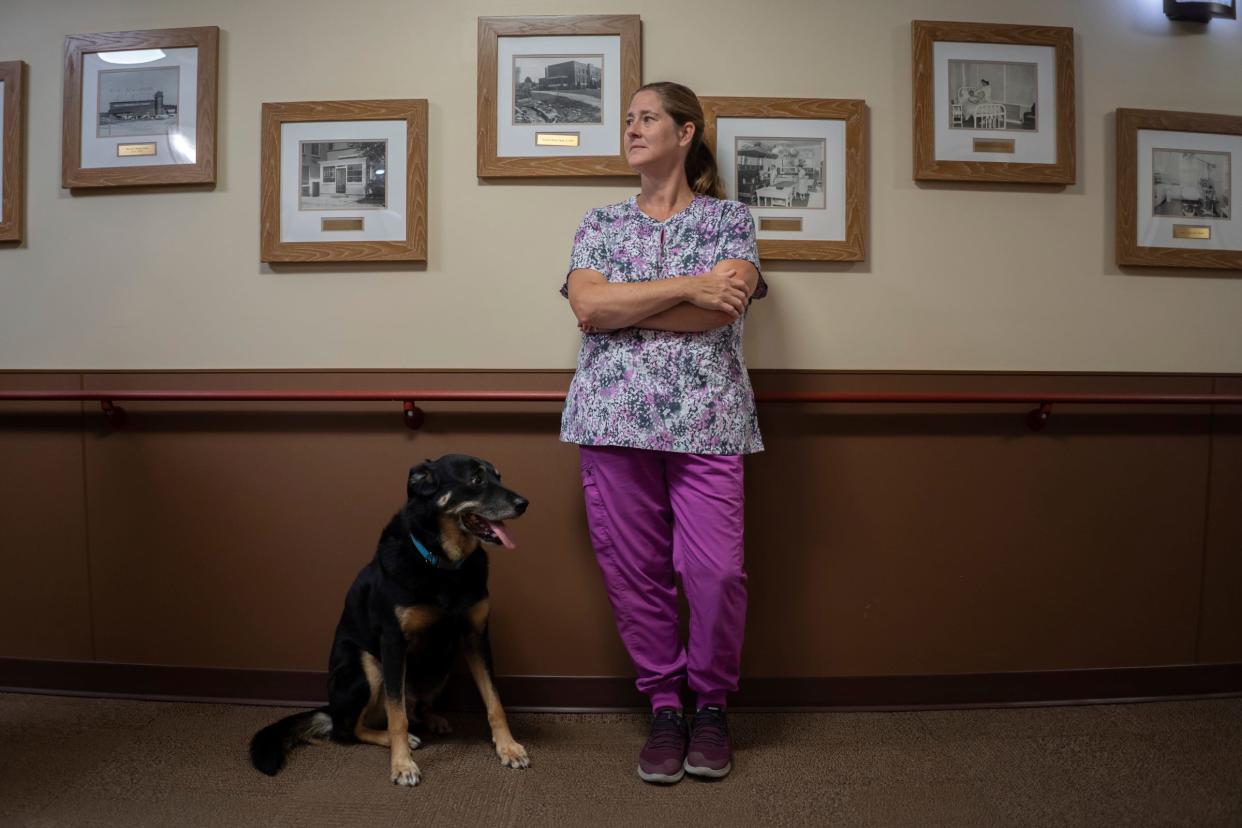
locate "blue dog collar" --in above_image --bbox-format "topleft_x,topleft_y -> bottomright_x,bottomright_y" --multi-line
409,531 -> 460,569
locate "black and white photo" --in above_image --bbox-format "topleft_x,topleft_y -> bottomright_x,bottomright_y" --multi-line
298,141 -> 388,211
1152,149 -> 1231,219
512,55 -> 603,125
947,60 -> 1038,132
97,66 -> 180,138
734,138 -> 826,209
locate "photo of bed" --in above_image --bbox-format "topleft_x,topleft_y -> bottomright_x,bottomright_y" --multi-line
948,59 -> 1038,132
1152,148 -> 1231,219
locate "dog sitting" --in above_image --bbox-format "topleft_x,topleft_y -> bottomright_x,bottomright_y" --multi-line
249,454 -> 530,786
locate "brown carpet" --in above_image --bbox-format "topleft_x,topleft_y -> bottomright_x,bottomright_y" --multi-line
1,692 -> 1240,827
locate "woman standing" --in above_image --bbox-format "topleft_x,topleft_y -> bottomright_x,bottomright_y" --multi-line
561,82 -> 766,783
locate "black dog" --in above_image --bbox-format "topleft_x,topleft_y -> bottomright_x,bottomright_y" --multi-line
249,454 -> 530,786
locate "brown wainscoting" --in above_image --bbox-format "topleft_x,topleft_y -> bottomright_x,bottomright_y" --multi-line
3,658 -> 1240,712
3,369 -> 1242,703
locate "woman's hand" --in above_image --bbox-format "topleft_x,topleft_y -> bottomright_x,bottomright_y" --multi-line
683,262 -> 750,319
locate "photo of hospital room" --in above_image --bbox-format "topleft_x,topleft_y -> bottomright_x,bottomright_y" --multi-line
1152,149 -> 1232,219
734,138 -> 826,209
948,59 -> 1038,131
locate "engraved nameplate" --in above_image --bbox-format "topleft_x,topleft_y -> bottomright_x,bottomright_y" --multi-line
536,132 -> 581,147
973,138 -> 1016,154
1172,225 -> 1211,240
760,217 -> 803,232
321,218 -> 365,232
117,143 -> 157,157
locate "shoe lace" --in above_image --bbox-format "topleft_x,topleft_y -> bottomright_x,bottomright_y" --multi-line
692,706 -> 729,747
645,709 -> 686,750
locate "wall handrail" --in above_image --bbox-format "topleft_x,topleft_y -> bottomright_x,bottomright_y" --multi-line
2,389 -> 1239,431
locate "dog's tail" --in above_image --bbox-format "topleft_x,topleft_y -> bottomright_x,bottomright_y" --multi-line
249,707 -> 333,776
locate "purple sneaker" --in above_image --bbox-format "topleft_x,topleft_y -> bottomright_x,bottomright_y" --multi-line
684,705 -> 732,778
637,707 -> 687,783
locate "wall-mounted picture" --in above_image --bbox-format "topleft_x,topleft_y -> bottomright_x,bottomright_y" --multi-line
947,60 -> 1038,132
261,100 -> 427,263
735,138 -> 826,209
478,15 -> 640,178
1117,108 -> 1242,270
702,96 -> 867,262
96,66 -> 180,138
912,20 -> 1073,184
62,26 -> 218,189
512,55 -> 603,125
1151,149 -> 1230,219
298,141 -> 388,211
0,60 -> 26,244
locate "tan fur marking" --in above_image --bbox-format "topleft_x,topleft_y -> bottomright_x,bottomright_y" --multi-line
394,605 -> 440,637
467,598 -> 491,635
464,642 -> 528,767
438,513 -> 479,562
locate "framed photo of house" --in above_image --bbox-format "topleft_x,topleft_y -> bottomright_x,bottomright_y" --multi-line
61,27 -> 219,189
260,99 -> 428,263
0,61 -> 26,243
701,97 -> 866,262
1116,108 -> 1241,270
477,15 -> 641,177
912,20 -> 1074,184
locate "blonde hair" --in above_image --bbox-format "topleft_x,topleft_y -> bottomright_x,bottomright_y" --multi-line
635,81 -> 724,199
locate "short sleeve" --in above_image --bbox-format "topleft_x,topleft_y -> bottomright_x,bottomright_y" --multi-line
560,209 -> 610,298
717,201 -> 767,300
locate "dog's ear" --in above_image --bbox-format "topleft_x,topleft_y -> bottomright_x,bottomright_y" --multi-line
407,459 -> 438,499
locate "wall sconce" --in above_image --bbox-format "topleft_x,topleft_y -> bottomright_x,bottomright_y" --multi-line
1164,0 -> 1236,22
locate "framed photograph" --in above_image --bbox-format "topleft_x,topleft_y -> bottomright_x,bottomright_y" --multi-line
702,97 -> 866,261
1116,108 -> 1241,270
260,99 -> 428,263
912,21 -> 1074,184
477,15 -> 641,178
61,27 -> 218,189
0,61 -> 26,243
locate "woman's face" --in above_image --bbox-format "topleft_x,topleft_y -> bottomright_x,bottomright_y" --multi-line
624,89 -> 693,173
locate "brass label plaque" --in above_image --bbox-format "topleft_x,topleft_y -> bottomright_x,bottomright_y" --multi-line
1172,225 -> 1211,240
117,142 -> 157,157
973,138 -> 1016,154
760,217 -> 803,232
536,132 -> 581,147
321,217 -> 365,232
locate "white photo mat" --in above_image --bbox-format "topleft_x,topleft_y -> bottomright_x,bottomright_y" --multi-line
496,34 -> 620,158
80,48 -> 199,169
716,117 -> 846,242
0,79 -> 5,210
932,41 -> 1056,165
1137,128 -> 1240,251
279,120 -> 408,243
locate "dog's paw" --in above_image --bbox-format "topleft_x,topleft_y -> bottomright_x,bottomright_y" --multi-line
408,733 -> 423,750
496,740 -> 530,769
424,713 -> 452,735
390,759 -> 422,787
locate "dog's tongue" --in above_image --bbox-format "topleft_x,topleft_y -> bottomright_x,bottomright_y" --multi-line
487,519 -> 516,549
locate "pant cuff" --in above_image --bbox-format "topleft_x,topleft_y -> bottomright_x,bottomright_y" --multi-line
649,690 -> 683,712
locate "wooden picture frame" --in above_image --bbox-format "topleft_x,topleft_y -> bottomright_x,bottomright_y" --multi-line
1116,108 -> 1242,270
912,20 -> 1074,184
701,97 -> 867,262
477,15 -> 641,178
0,61 -> 26,243
62,26 -> 219,189
260,99 -> 428,263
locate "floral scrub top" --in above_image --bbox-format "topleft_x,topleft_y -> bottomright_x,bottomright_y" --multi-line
560,194 -> 767,455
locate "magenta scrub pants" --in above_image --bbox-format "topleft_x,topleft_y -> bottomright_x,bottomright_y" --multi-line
579,445 -> 747,711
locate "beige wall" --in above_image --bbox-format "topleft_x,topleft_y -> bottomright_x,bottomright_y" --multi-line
0,0 -> 1239,372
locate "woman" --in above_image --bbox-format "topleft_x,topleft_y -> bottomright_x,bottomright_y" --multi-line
560,82 -> 766,784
